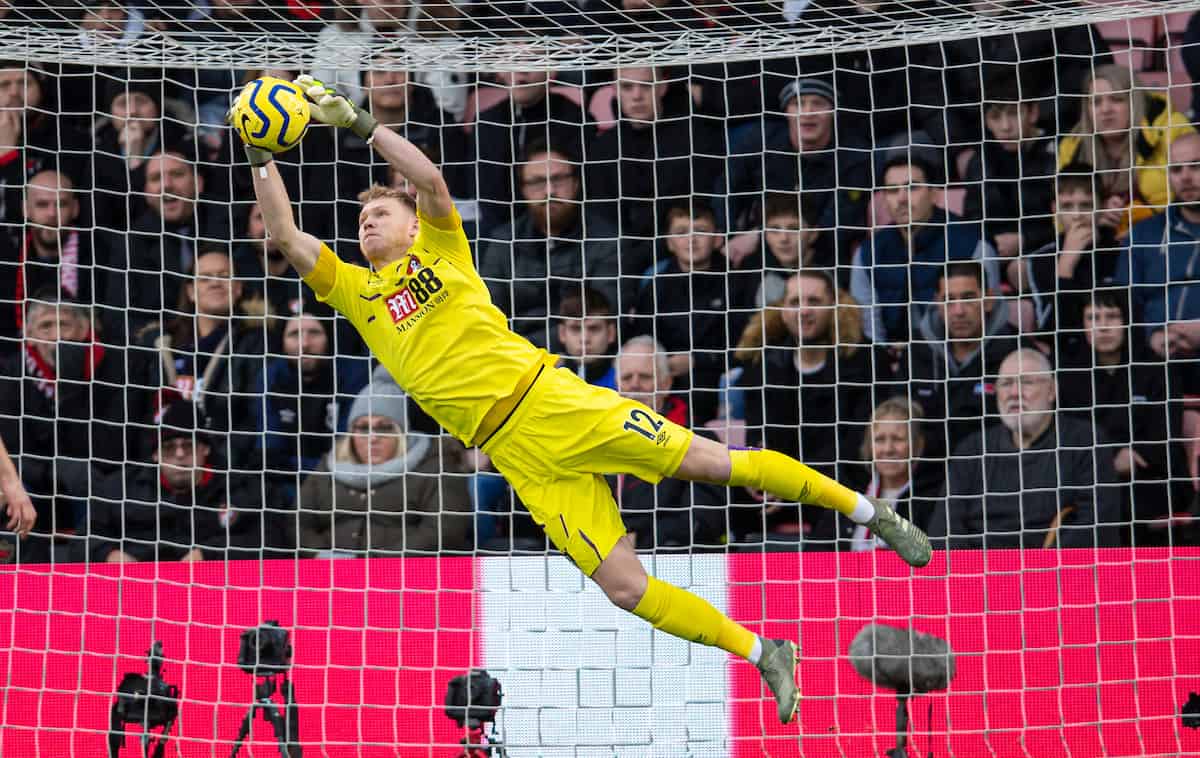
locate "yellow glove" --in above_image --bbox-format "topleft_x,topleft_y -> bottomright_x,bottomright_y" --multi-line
293,74 -> 378,140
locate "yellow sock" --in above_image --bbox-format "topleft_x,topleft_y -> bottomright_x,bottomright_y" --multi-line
630,576 -> 757,660
727,448 -> 860,517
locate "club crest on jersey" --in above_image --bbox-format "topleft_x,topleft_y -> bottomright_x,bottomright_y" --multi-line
406,254 -> 422,275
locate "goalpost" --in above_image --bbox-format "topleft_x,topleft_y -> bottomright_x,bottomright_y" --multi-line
1,1 -> 1199,756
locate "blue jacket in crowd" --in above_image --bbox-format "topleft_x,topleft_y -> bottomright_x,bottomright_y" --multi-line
851,208 -> 997,342
1116,207 -> 1200,335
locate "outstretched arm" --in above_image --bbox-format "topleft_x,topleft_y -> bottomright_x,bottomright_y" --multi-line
293,75 -> 454,220
248,161 -> 323,277
369,125 -> 454,220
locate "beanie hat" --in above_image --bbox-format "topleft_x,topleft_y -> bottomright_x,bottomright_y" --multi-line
348,365 -> 407,428
778,78 -> 836,110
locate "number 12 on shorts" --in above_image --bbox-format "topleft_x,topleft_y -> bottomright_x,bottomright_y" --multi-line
623,408 -> 664,441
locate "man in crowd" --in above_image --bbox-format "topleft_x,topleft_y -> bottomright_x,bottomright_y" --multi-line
1058,290 -> 1190,545
1018,168 -> 1120,350
905,261 -> 1018,457
0,61 -> 90,226
929,348 -> 1123,549
631,200 -> 752,425
259,312 -> 341,501
557,287 -> 619,390
0,294 -> 152,561
719,78 -> 870,275
469,62 -> 592,237
1117,131 -> 1200,359
99,149 -> 229,339
587,65 -> 725,247
961,72 -> 1057,261
89,401 -> 262,563
852,155 -> 997,343
0,171 -> 94,341
478,143 -> 622,347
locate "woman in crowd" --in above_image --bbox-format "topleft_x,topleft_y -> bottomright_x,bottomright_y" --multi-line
297,367 -> 474,557
1058,64 -> 1194,238
845,397 -> 941,551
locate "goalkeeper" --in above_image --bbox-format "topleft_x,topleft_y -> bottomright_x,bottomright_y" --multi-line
232,75 -> 932,726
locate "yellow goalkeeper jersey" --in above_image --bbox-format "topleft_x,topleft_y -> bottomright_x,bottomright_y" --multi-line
304,207 -> 557,446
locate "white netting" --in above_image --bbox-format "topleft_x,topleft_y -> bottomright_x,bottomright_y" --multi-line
0,1 -> 1197,70
0,0 -> 1199,756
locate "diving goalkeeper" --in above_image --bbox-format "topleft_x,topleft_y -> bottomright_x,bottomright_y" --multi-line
231,75 -> 931,726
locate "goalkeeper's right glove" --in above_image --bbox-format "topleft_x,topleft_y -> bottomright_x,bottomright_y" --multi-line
225,96 -> 273,168
293,74 -> 378,141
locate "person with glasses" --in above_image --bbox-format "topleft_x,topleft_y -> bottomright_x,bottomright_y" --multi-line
233,76 -> 931,728
297,366 -> 474,558
929,347 -> 1123,550
477,140 -> 624,348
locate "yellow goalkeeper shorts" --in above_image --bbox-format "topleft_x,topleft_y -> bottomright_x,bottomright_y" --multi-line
482,366 -> 694,575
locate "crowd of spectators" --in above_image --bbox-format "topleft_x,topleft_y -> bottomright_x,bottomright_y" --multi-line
1,0 -> 1199,564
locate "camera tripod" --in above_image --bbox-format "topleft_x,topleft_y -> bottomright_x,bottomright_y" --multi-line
229,672 -> 301,758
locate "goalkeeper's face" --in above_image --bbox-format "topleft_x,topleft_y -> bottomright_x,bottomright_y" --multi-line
359,198 -> 419,264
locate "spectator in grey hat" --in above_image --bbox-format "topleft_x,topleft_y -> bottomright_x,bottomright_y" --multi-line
717,77 -> 870,287
297,365 -> 475,557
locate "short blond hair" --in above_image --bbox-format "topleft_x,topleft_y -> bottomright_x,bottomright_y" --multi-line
357,183 -> 417,213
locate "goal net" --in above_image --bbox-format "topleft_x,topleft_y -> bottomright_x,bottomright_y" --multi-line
1,0 -> 1199,755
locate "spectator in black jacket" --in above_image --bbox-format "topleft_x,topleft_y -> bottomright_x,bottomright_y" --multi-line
1018,168 -> 1120,350
922,10 -> 1110,159
1058,290 -> 1190,545
477,143 -> 623,346
718,78 -> 870,274
98,149 -> 230,339
632,199 -> 753,425
468,63 -> 593,238
733,271 -> 896,545
89,401 -> 262,563
91,82 -> 192,232
735,191 -> 832,308
133,247 -> 269,468
0,295 -> 153,562
0,61 -> 91,226
902,261 -> 1018,459
2,171 -> 95,341
962,72 -> 1057,262
929,348 -> 1123,550
609,335 -> 727,550
586,65 -> 726,248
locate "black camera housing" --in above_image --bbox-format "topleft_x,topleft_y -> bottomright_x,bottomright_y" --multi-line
238,621 -> 293,676
112,641 -> 179,729
444,669 -> 503,729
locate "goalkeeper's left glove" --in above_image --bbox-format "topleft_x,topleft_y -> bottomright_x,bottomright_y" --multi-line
294,74 -> 378,141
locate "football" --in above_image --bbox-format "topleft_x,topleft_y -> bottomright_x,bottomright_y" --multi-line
231,76 -> 311,153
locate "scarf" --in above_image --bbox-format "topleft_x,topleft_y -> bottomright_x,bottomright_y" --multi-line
23,342 -> 55,399
15,229 -> 79,331
327,433 -> 431,491
22,335 -> 106,401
